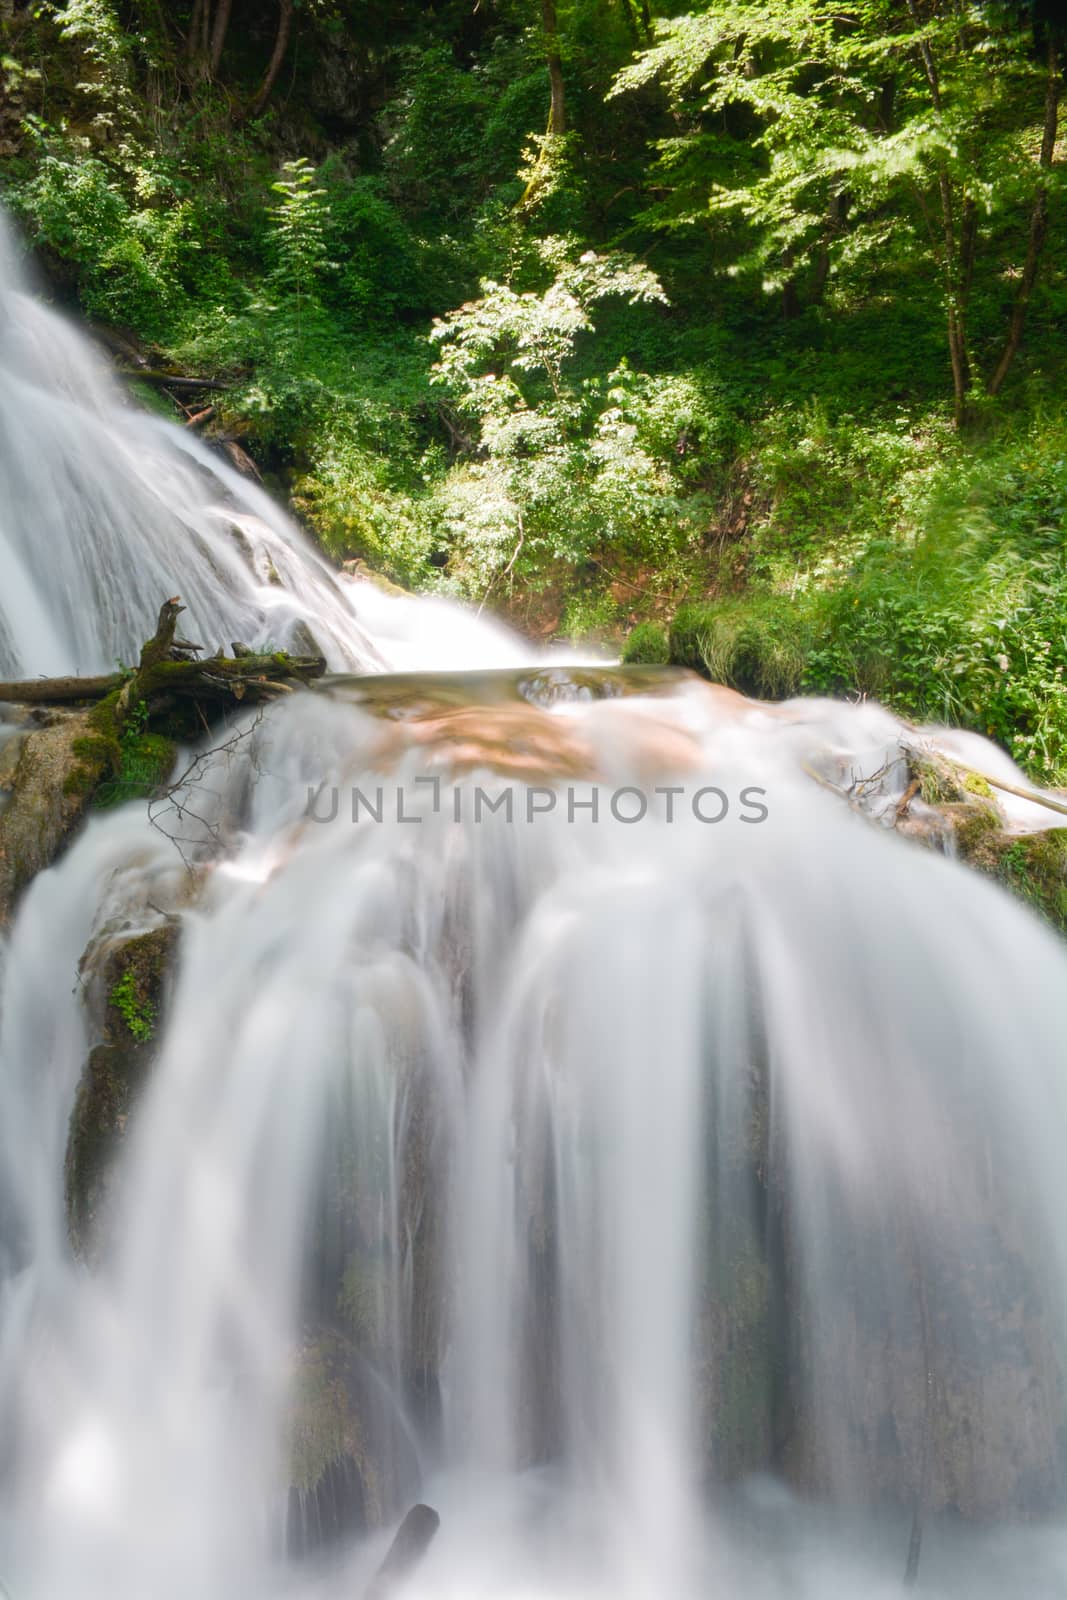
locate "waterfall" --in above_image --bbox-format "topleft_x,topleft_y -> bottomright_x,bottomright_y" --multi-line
3,214 -> 1067,1599
0,213 -> 532,681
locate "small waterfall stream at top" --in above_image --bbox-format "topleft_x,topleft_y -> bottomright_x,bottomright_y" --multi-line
4,212 -> 1067,1600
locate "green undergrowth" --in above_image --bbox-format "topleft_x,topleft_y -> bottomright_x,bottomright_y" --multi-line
4,0 -> 1067,778
631,414 -> 1067,786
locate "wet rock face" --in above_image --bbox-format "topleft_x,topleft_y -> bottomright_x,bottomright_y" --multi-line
65,922 -> 179,1258
0,704 -> 106,927
284,1331 -> 421,1561
779,1198 -> 1066,1519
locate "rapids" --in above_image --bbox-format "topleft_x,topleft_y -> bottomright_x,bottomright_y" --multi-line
3,213 -> 1067,1600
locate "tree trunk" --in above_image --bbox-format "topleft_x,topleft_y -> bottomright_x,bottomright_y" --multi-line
208,0 -> 233,76
811,191 -> 849,306
185,0 -> 211,75
987,38 -> 1061,397
543,0 -> 566,135
619,0 -> 652,44
248,0 -> 294,118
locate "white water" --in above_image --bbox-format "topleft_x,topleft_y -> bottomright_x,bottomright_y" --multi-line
0,213 -> 541,680
3,215 -> 1067,1600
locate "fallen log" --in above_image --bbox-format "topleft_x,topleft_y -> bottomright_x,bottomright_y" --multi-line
0,599 -> 325,714
118,368 -> 231,393
0,602 -> 325,920
0,674 -> 122,705
0,656 -> 324,709
364,1504 -> 440,1599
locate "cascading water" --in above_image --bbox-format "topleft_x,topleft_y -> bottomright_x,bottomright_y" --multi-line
0,212 -> 534,681
4,213 -> 1067,1599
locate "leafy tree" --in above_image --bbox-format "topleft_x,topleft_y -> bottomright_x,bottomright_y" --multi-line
611,0 -> 1064,423
428,239 -> 683,592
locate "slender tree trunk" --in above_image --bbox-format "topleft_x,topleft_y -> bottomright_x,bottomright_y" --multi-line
185,0 -> 206,64
208,0 -> 232,76
543,0 -> 566,135
811,191 -> 848,306
517,0 -> 568,211
908,0 -> 971,424
248,0 -> 294,118
987,38 -> 1061,397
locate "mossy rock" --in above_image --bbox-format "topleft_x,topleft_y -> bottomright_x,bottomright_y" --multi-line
285,1331 -> 421,1559
342,559 -> 408,598
95,730 -> 176,809
947,801 -> 1067,937
65,922 -> 179,1257
0,706 -> 112,927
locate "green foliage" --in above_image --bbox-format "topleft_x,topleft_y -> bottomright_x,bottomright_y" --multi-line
611,2 -> 1051,289
803,419 -> 1067,778
90,698 -> 175,807
110,965 -> 155,1043
622,621 -> 670,664
11,136 -> 200,336
267,158 -> 331,347
3,0 -> 1067,780
426,238 -> 693,593
671,594 -> 812,699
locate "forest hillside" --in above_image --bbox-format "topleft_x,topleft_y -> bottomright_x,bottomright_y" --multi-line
2,0 -> 1066,778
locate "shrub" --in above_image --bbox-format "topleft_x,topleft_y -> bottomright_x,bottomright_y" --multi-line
671,595 -> 813,699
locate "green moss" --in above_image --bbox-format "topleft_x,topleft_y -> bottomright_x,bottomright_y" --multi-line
914,753 -> 967,807
951,804 -> 1067,937
621,621 -> 670,665
950,802 -> 1002,866
88,690 -> 124,741
996,830 -> 1067,937
63,761 -> 103,797
71,734 -> 118,765
96,730 -> 176,808
64,711 -> 121,799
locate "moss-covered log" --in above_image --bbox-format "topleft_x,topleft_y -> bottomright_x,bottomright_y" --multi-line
0,650 -> 326,711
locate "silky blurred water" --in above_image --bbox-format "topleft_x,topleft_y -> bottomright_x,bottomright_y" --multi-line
3,210 -> 1067,1600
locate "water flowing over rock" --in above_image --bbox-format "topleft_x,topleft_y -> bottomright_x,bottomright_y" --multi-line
4,208 -> 1067,1599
